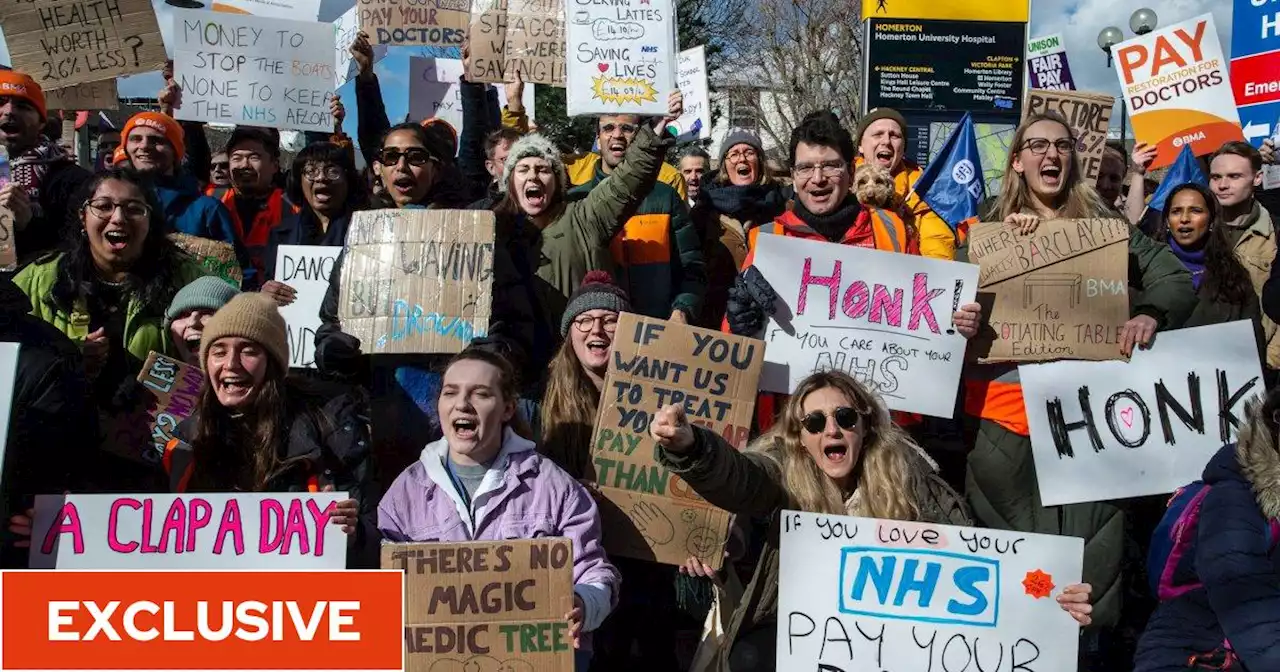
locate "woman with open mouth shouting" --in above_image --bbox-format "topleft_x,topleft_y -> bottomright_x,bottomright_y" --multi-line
14,168 -> 208,488
650,370 -> 1095,671
379,348 -> 620,671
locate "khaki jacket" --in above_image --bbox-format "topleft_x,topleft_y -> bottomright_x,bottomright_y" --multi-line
1232,202 -> 1279,367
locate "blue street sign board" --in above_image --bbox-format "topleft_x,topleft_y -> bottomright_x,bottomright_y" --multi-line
1231,0 -> 1280,147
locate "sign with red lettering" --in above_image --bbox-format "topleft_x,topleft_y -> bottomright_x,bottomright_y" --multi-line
1112,13 -> 1244,169
137,351 -> 203,464
1230,0 -> 1280,147
29,493 -> 349,569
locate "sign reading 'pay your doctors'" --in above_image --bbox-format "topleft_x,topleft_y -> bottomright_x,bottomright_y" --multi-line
1112,13 -> 1243,169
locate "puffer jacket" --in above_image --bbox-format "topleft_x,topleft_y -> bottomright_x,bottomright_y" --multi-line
658,426 -> 969,672
1133,400 -> 1280,672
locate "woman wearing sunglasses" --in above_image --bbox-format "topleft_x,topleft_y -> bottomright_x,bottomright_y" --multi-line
649,369 -> 1095,671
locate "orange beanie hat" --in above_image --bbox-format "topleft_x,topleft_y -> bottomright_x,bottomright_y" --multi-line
0,71 -> 46,121
123,112 -> 186,162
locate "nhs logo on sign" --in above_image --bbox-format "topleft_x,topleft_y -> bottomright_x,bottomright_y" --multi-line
838,548 -> 1000,627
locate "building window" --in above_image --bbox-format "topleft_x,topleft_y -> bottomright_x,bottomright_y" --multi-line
725,88 -> 760,133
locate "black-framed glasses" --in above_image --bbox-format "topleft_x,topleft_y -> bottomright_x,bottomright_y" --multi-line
793,161 -> 847,180
1021,138 -> 1075,156
600,123 -> 638,135
800,407 -> 860,434
303,164 -> 344,181
378,148 -> 433,167
85,199 -> 150,221
573,314 -> 619,333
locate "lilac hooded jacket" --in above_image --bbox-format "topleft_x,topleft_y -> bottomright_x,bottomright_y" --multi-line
378,427 -> 620,641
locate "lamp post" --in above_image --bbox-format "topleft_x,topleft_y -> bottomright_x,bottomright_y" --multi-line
1098,8 -> 1158,148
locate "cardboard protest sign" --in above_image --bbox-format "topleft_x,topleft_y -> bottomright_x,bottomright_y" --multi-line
30,492 -> 348,569
751,234 -> 979,417
276,245 -> 340,369
385,539 -> 574,672
338,209 -> 494,355
335,5 -> 387,88
168,233 -> 243,286
1025,89 -> 1113,186
1021,320 -> 1264,506
0,208 -> 17,272
0,344 -> 19,494
172,9 -> 336,132
589,313 -> 758,568
359,0 -> 468,47
1,0 -> 167,89
1112,13 -> 1243,170
46,80 -> 120,110
672,46 -> 710,141
468,0 -> 566,86
137,351 -> 203,465
408,57 -> 537,137
967,218 -> 1129,363
1027,33 -> 1075,90
565,0 -> 675,116
779,509 -> 1083,672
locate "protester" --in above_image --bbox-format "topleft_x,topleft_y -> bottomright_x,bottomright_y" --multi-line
678,146 -> 711,205
649,369 -> 1094,670
1132,391 -> 1280,672
164,275 -> 240,367
0,71 -> 92,265
208,152 -> 231,189
96,130 -> 121,171
1096,144 -> 1127,210
1122,142 -> 1159,226
213,128 -> 297,288
378,348 -> 620,671
164,293 -> 377,567
854,107 -> 954,259
961,111 -> 1196,641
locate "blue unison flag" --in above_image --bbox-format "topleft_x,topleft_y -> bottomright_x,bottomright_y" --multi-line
1147,144 -> 1207,212
912,113 -> 986,232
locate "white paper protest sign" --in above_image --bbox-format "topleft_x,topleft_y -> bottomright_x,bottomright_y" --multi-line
407,57 -> 536,138
212,0 -> 322,20
564,0 -> 676,116
276,245 -> 340,369
779,510 -> 1082,672
752,234 -> 979,417
672,46 -> 709,141
30,492 -> 349,569
334,6 -> 387,88
1021,320 -> 1265,506
172,9 -> 336,132
0,344 -> 19,491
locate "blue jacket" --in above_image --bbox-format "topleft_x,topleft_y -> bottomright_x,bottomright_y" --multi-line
1135,408 -> 1280,672
154,173 -> 237,244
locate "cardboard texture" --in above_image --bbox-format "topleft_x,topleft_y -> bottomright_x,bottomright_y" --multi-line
137,351 -> 203,465
384,539 -> 575,672
1,0 -> 168,89
1025,89 -> 1114,186
168,233 -> 243,286
967,218 -> 1130,363
46,80 -> 120,110
589,313 -> 761,569
0,208 -> 16,271
468,0 -> 566,86
338,209 -> 495,355
359,0 -> 469,46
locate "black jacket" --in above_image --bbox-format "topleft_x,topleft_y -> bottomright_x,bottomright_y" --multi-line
18,157 -> 92,267
263,210 -> 353,282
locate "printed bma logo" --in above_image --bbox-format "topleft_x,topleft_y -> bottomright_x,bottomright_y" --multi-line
838,547 -> 1000,627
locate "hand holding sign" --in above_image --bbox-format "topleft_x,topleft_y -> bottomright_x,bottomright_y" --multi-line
650,403 -> 694,453
565,594 -> 585,648
8,508 -> 34,549
0,185 -> 32,231
261,280 -> 298,307
1119,314 -> 1158,357
351,31 -> 376,77
654,90 -> 684,132
322,484 -> 360,536
1056,582 -> 1094,626
1131,142 -> 1157,175
1004,212 -> 1040,235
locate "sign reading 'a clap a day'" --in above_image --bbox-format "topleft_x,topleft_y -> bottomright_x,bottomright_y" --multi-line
30,493 -> 349,569
779,510 -> 1083,672
385,539 -> 574,672
565,0 -> 675,115
172,9 -> 337,132
1,0 -> 168,89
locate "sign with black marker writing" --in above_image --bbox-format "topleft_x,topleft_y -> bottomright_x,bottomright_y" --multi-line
468,0 -> 566,86
778,509 -> 1082,672
590,313 -> 759,568
565,0 -> 676,116
1020,320 -> 1264,506
172,9 -> 336,132
1,0 -> 167,89
137,351 -> 203,464
384,539 -> 574,672
276,245 -> 340,369
358,0 -> 468,46
967,218 -> 1130,363
46,79 -> 120,110
1024,89 -> 1114,186
752,234 -> 979,417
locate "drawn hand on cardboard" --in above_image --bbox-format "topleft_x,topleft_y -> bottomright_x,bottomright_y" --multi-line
428,657 -> 534,672
631,500 -> 674,545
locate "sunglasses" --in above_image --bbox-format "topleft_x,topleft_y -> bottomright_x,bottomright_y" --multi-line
800,407 -> 860,434
378,148 -> 433,167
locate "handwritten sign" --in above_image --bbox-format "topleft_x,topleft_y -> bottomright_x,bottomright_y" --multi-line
1,0 -> 167,89
1021,321 -> 1264,506
30,492 -> 348,569
590,313 -> 755,568
385,539 -> 574,672
779,510 -> 1082,672
408,57 -> 536,137
168,233 -> 243,286
468,0 -> 566,86
967,218 -> 1129,363
358,0 -> 468,46
0,344 -> 18,494
1112,13 -> 1244,169
672,46 -> 709,141
565,0 -> 675,115
46,79 -> 120,110
172,9 -> 336,132
339,209 -> 494,355
276,245 -> 340,369
137,351 -> 203,465
0,208 -> 16,272
1027,33 -> 1075,90
752,234 -> 979,417
1025,89 -> 1114,186
334,5 -> 387,88
212,0 -> 322,20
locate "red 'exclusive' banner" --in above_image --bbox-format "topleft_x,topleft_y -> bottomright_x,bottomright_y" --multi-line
0,571 -> 404,671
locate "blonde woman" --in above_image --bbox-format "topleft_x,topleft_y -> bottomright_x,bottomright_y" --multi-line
651,370 -> 1094,672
